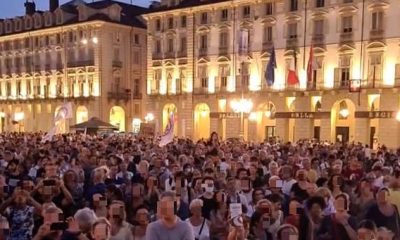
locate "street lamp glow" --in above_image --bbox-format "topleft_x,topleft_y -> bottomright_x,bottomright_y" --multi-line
265,110 -> 272,118
249,112 -> 257,121
201,109 -> 208,117
231,99 -> 253,113
396,111 -> 400,122
14,112 -> 24,121
144,113 -> 154,122
81,38 -> 88,45
339,108 -> 349,118
92,37 -> 98,44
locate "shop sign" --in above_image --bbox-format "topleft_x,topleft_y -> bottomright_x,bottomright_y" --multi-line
209,112 -> 243,119
275,112 -> 330,119
355,111 -> 395,119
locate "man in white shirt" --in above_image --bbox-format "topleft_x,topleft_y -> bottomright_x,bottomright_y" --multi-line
281,165 -> 297,197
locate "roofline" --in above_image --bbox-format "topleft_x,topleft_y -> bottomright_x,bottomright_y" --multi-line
142,0 -> 232,18
0,20 -> 145,40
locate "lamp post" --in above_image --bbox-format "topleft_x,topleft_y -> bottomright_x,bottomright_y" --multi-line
231,98 -> 253,139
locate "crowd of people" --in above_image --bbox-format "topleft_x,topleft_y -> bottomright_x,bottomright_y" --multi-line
0,132 -> 398,240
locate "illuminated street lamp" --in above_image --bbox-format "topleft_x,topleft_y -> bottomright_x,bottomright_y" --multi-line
339,108 -> 349,119
231,98 -> 253,138
396,111 -> 400,122
249,112 -> 257,121
144,113 -> 155,123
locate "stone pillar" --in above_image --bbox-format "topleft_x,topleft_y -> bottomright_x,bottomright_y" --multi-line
354,118 -> 369,144
294,119 -> 313,141
378,92 -> 400,149
276,118 -> 289,142
248,121 -> 257,142
320,118 -> 331,142
225,118 -> 241,139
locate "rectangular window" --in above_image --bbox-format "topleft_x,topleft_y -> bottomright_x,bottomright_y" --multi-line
219,32 -> 228,48
156,19 -> 161,31
181,16 -> 187,28
219,65 -> 229,88
371,12 -> 383,30
314,20 -> 324,35
316,0 -> 324,8
342,16 -> 353,33
113,48 -> 120,61
167,38 -> 174,52
290,0 -> 298,11
180,37 -> 187,52
134,79 -> 140,96
133,51 -> 140,64
288,23 -> 297,39
243,6 -> 251,18
168,17 -> 174,29
134,34 -> 139,44
263,26 -> 273,42
200,35 -> 208,49
266,3 -> 273,15
198,66 -> 208,88
221,9 -> 228,21
201,12 -> 208,24
155,40 -> 161,53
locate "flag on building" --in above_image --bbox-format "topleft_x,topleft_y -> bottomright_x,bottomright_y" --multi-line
265,46 -> 277,87
287,49 -> 299,85
307,45 -> 316,83
239,29 -> 249,55
159,112 -> 175,147
54,102 -> 73,123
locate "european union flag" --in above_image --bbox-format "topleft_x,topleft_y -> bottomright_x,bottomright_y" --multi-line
265,46 -> 276,87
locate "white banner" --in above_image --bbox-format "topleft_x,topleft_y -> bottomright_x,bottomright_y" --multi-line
159,112 -> 174,147
54,102 -> 73,123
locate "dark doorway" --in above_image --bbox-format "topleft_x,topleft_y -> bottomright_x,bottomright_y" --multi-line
314,126 -> 321,141
370,126 -> 376,147
265,126 -> 276,141
336,127 -> 349,143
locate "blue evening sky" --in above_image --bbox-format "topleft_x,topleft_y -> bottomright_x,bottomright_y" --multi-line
0,0 -> 152,19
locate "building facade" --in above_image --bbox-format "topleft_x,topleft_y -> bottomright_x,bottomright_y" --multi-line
143,0 -> 400,148
0,0 -> 147,133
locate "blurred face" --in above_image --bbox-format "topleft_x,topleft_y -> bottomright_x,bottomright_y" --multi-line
190,205 -> 202,217
376,190 -> 389,204
297,170 -> 307,181
253,190 -> 264,203
135,209 -> 149,225
334,196 -> 347,212
357,228 -> 375,240
281,227 -> 298,240
157,196 -> 176,221
109,203 -> 125,223
93,223 -> 110,240
309,203 -> 322,218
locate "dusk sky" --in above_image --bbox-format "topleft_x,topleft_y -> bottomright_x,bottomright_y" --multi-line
0,0 -> 152,19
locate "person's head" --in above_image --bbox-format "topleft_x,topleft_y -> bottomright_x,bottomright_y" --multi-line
269,161 -> 279,176
252,188 -> 265,204
134,205 -> 149,226
376,187 -> 390,205
334,193 -> 349,213
296,169 -> 308,182
226,177 -> 239,193
189,199 -> 203,217
108,201 -> 126,226
157,191 -> 179,222
74,208 -> 98,233
377,227 -> 395,240
328,174 -> 344,191
306,196 -> 326,219
266,193 -> 283,212
357,220 -> 377,240
315,187 -> 333,206
42,206 -> 64,225
288,199 -> 303,216
63,170 -> 78,188
276,224 -> 299,240
281,166 -> 293,180
202,177 -> 215,193
92,217 -> 111,240
13,188 -> 28,207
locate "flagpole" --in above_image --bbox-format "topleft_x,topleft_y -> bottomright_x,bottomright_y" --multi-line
358,0 -> 366,106
303,0 -> 308,69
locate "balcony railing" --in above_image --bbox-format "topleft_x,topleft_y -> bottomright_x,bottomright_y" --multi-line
199,48 -> 208,57
370,29 -> 384,41
286,38 -> 298,50
165,52 -> 175,59
152,52 -> 163,60
334,79 -> 349,89
219,46 -> 229,56
312,34 -> 325,48
307,81 -> 325,91
112,60 -> 122,68
107,89 -> 131,101
193,87 -> 208,94
262,41 -> 274,52
132,92 -> 143,99
177,51 -> 187,58
67,59 -> 95,68
340,32 -> 353,45
215,86 -> 229,93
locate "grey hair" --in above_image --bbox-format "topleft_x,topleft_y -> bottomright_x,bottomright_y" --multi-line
74,207 -> 98,226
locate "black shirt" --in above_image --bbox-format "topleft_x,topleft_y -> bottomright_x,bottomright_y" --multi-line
200,195 -> 217,220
